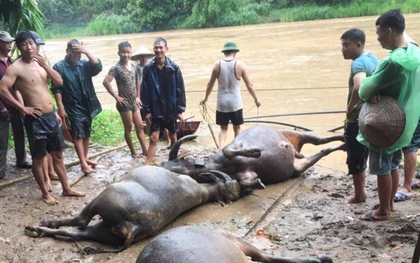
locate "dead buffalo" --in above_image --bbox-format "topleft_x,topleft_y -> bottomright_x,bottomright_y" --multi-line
136,225 -> 333,263
24,166 -> 243,253
162,125 -> 345,189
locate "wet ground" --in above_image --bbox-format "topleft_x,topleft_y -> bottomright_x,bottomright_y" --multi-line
1,13 -> 420,263
1,125 -> 420,263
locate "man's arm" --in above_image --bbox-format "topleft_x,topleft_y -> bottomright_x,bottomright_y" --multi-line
0,68 -> 41,117
200,62 -> 219,104
239,61 -> 261,107
347,72 -> 366,116
53,92 -> 66,120
102,74 -> 127,106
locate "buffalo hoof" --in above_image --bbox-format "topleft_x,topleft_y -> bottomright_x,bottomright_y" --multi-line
24,226 -> 43,238
40,219 -> 58,228
309,254 -> 333,263
253,178 -> 266,189
83,246 -> 100,255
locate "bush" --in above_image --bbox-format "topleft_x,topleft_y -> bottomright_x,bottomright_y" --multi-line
85,14 -> 138,36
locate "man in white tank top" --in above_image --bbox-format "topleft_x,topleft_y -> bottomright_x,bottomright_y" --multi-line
200,41 -> 260,148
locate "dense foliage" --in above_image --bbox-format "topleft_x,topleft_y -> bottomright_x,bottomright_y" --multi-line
2,0 -> 419,38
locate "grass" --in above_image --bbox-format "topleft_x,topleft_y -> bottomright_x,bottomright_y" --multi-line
7,109 -> 129,148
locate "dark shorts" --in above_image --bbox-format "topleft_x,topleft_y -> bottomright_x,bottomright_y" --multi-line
403,118 -> 420,153
150,118 -> 178,135
216,109 -> 244,126
24,111 -> 66,159
69,119 -> 92,139
344,122 -> 368,174
116,101 -> 138,113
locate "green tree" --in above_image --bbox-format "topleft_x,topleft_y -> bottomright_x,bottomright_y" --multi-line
127,0 -> 193,31
0,0 -> 44,35
185,0 -> 269,28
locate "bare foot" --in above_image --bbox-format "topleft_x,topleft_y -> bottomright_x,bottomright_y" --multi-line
131,152 -> 140,158
49,172 -> 59,181
82,165 -> 96,174
86,159 -> 98,168
62,190 -> 86,197
346,194 -> 366,204
42,195 -> 59,205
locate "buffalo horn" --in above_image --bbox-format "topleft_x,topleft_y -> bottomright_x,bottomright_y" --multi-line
208,170 -> 232,182
168,134 -> 198,161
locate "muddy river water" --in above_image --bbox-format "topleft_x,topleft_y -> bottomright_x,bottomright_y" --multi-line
41,13 -> 420,172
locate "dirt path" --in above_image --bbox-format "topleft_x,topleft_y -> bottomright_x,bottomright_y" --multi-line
0,126 -> 419,263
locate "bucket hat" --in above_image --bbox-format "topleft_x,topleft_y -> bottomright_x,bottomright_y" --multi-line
221,41 -> 239,52
131,45 -> 154,61
358,96 -> 406,148
0,31 -> 14,42
30,31 -> 45,45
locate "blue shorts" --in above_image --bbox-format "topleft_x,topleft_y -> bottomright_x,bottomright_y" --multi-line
344,122 -> 368,174
403,118 -> 420,153
368,149 -> 402,175
216,109 -> 243,126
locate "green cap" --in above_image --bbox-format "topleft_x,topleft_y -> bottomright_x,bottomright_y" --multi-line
221,41 -> 239,52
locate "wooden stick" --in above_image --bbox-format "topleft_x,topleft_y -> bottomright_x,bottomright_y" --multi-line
327,125 -> 344,133
243,120 -> 313,131
0,143 -> 131,189
207,123 -> 220,149
245,110 -> 346,120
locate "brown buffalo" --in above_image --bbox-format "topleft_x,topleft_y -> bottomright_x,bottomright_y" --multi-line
162,125 -> 345,190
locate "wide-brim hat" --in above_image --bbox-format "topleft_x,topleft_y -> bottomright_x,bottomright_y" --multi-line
0,31 -> 14,42
221,41 -> 239,52
358,96 -> 406,148
131,45 -> 154,60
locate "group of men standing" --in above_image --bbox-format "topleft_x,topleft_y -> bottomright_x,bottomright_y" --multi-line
342,9 -> 420,221
0,30 -> 260,205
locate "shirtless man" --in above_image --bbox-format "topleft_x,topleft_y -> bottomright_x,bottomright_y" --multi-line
0,30 -> 85,205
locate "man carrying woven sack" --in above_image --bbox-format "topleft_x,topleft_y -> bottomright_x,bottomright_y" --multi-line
357,9 -> 420,221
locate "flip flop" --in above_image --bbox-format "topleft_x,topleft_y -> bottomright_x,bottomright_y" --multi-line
360,212 -> 391,222
412,182 -> 420,190
372,204 -> 396,212
394,191 -> 413,202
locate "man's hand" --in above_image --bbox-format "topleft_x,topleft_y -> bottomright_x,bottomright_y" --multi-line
136,98 -> 142,107
21,106 -> 42,118
71,44 -> 88,55
116,95 -> 128,106
54,111 -> 63,126
368,93 -> 381,104
254,98 -> 261,107
145,113 -> 152,127
200,98 -> 207,105
57,107 -> 66,120
0,108 -> 9,119
178,113 -> 184,125
33,54 -> 47,68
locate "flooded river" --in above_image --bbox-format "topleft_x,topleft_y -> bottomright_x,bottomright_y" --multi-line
41,13 -> 420,171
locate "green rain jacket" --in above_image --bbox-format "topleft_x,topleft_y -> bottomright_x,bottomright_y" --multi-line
51,57 -> 103,122
358,42 -> 420,153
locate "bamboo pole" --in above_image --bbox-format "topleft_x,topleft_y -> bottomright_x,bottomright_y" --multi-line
0,143 -> 130,189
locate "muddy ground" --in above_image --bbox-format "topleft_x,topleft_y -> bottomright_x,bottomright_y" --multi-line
0,124 -> 419,263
